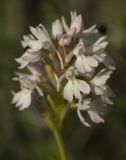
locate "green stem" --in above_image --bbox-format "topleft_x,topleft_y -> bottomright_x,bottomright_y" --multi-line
44,112 -> 67,160
53,125 -> 67,160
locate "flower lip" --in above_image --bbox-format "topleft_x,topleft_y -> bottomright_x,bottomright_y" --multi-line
63,67 -> 90,102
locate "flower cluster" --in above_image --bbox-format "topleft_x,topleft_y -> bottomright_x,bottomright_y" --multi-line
12,11 -> 115,126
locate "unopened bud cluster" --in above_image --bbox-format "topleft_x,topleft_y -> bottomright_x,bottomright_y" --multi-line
12,11 -> 115,126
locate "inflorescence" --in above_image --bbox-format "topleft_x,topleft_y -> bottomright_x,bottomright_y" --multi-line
12,11 -> 115,126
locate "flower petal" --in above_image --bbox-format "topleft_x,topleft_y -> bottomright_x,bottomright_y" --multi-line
63,80 -> 73,102
27,40 -> 43,52
92,85 -> 107,95
19,90 -> 32,110
12,90 -> 22,104
70,14 -> 82,34
77,108 -> 90,127
82,56 -> 94,72
83,25 -> 98,34
77,98 -> 91,110
87,56 -> 98,67
72,79 -> 81,99
52,19 -> 63,38
30,26 -> 40,39
88,110 -> 104,123
91,70 -> 112,86
77,80 -> 90,94
21,52 -> 41,62
61,16 -> 69,32
75,56 -> 85,73
12,89 -> 32,110
15,58 -> 29,69
94,36 -> 107,46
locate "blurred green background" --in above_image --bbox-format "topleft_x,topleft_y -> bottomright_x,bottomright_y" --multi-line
0,0 -> 126,159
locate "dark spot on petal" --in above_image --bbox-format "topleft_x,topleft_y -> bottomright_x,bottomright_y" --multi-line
23,45 -> 30,52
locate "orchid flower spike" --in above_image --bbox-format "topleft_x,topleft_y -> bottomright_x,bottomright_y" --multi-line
12,11 -> 115,127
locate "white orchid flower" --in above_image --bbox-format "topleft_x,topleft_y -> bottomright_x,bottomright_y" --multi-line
77,98 -> 104,126
12,11 -> 115,127
12,73 -> 43,110
23,24 -> 52,52
30,24 -> 64,69
66,39 -> 98,73
75,54 -> 98,74
62,11 -> 82,35
57,67 -> 90,102
20,25 -> 64,70
59,33 -> 72,46
70,11 -> 82,35
90,69 -> 113,95
30,24 -> 51,44
15,51 -> 41,69
12,88 -> 32,111
59,11 -> 82,46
